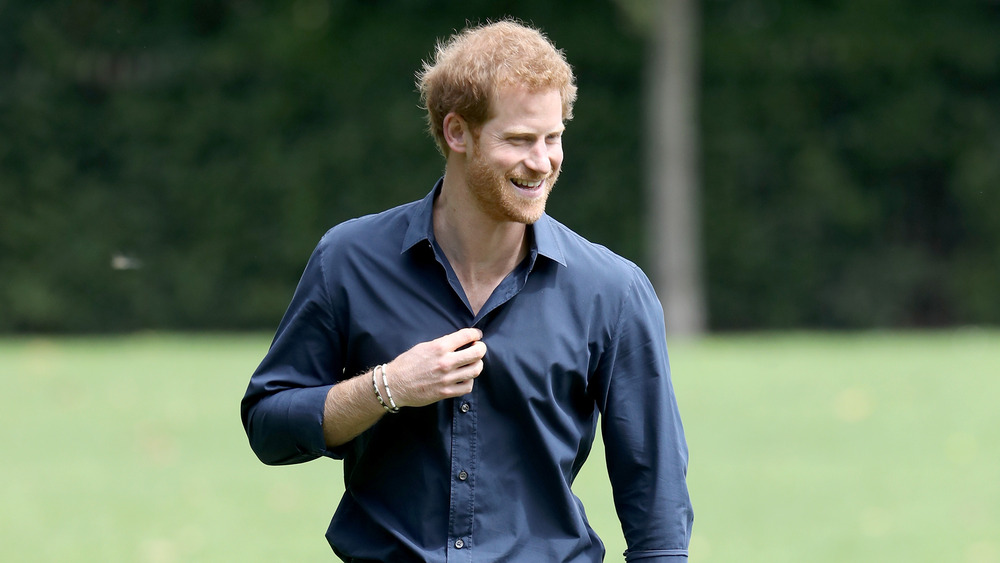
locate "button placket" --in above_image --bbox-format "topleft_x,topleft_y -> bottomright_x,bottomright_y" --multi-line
447,394 -> 477,560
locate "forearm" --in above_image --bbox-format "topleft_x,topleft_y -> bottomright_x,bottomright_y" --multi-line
324,328 -> 486,447
322,369 -> 387,447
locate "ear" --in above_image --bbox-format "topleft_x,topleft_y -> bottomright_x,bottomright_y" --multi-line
443,112 -> 470,154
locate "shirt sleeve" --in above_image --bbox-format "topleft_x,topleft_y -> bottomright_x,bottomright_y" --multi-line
240,234 -> 347,465
599,266 -> 693,561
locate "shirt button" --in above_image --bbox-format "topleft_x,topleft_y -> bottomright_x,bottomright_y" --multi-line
460,402 -> 470,413
455,539 -> 465,549
458,470 -> 468,481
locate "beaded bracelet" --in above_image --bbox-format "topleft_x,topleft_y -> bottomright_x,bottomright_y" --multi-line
372,364 -> 399,414
372,366 -> 392,413
380,363 -> 400,413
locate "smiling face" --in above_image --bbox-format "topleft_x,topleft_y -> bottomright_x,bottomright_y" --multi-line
464,86 -> 565,225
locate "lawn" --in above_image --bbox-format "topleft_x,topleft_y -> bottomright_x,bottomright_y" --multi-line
1,330 -> 997,562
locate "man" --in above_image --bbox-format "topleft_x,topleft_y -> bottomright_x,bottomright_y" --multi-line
241,20 -> 693,562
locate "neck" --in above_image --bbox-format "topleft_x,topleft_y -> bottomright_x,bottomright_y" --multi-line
432,170 -> 530,315
434,170 -> 529,277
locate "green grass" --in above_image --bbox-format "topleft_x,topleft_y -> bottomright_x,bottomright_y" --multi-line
1,330 -> 998,562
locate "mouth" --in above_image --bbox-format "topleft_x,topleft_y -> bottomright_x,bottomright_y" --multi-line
510,177 -> 546,197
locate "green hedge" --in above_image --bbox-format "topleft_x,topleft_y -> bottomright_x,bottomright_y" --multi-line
1,0 -> 997,331
700,0 -> 1000,328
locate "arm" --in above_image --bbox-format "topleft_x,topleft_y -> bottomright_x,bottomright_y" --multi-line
599,268 -> 693,562
241,239 -> 342,465
322,328 -> 487,447
242,235 -> 486,462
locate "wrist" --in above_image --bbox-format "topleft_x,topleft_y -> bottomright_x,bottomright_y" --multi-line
372,364 -> 400,413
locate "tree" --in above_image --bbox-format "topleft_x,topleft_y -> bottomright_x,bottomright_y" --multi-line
632,0 -> 707,336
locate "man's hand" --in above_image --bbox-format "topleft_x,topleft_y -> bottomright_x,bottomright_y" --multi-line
385,328 -> 486,408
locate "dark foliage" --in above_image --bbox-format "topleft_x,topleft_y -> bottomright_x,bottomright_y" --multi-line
1,0 -> 997,331
700,0 -> 1000,328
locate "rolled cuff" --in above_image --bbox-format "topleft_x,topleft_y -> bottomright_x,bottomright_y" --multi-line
624,549 -> 688,561
246,384 -> 346,465
284,384 -> 338,458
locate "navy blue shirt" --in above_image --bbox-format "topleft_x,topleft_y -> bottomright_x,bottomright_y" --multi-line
241,181 -> 693,562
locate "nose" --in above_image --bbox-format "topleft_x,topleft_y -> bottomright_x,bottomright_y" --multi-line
526,140 -> 554,175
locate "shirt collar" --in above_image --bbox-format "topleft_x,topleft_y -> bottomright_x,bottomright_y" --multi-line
402,178 -> 568,268
530,212 -> 568,267
401,179 -> 441,254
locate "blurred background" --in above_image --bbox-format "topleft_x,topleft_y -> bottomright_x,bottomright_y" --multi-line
2,2 -> 999,562
3,0 -> 997,335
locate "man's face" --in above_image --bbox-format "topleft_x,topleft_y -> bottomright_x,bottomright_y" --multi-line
464,86 -> 565,225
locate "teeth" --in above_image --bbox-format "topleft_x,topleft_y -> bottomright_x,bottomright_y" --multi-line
513,179 -> 542,188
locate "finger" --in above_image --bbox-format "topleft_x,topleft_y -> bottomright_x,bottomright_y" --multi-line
447,377 -> 476,397
452,340 -> 487,366
450,360 -> 484,383
437,327 -> 483,352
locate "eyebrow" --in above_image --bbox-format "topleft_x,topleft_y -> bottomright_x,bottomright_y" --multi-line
503,125 -> 565,137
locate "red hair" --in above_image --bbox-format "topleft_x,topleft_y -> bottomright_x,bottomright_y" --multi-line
417,20 -> 577,155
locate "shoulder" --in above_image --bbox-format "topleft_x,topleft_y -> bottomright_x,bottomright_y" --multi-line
315,199 -> 420,259
536,215 -> 660,328
538,217 -> 665,354
540,215 -> 649,288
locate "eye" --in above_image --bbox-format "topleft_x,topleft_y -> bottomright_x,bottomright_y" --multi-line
546,133 -> 562,144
